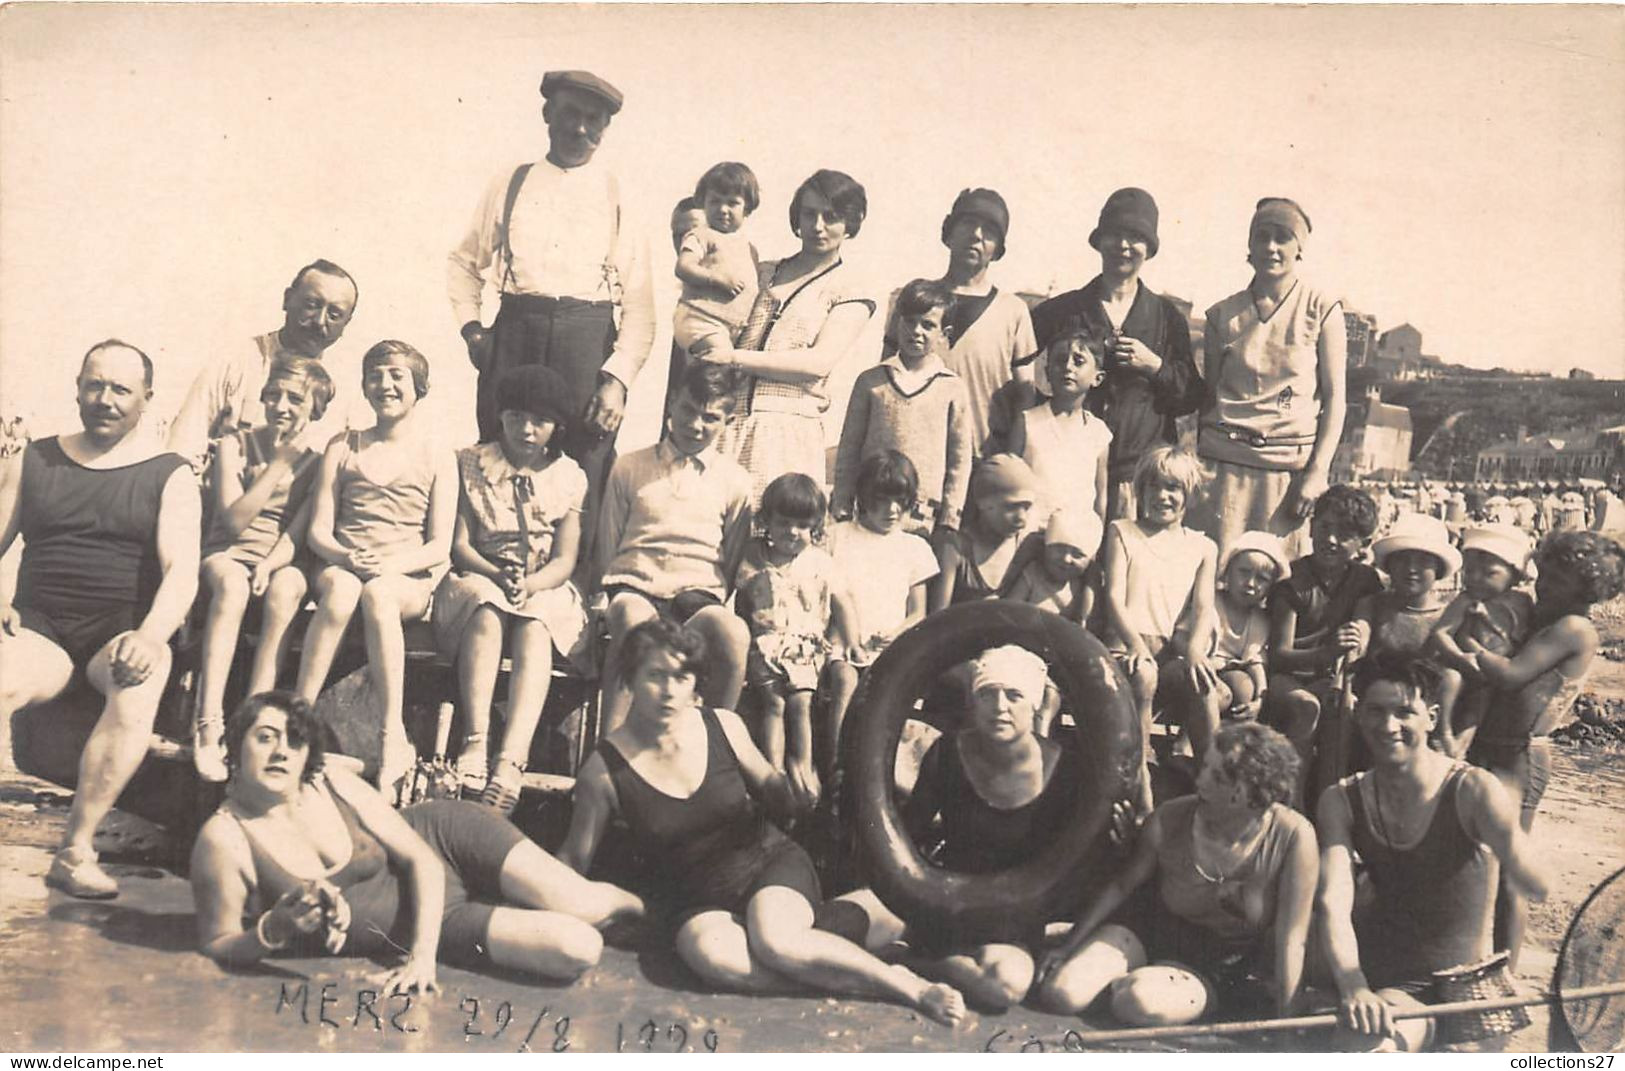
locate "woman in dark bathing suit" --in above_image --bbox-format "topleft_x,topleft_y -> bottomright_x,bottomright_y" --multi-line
560,619 -> 966,1026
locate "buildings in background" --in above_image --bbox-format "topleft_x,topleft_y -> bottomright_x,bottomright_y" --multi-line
1344,309 -> 1379,369
1333,383 -> 1415,481
1474,424 -> 1625,484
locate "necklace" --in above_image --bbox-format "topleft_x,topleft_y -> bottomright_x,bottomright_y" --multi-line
1191,809 -> 1265,885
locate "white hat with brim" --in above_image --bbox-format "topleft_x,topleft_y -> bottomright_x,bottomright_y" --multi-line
1373,513 -> 1462,579
1221,530 -> 1290,581
1460,523 -> 1532,577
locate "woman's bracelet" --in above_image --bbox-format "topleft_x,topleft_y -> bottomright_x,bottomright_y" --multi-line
256,910 -> 290,951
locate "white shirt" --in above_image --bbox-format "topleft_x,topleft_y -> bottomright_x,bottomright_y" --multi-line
828,519 -> 939,663
446,157 -> 655,391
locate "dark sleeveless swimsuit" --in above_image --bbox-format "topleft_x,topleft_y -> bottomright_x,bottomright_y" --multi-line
905,737 -> 1082,954
597,707 -> 820,918
910,736 -> 1082,874
1342,763 -> 1497,994
14,438 -> 188,666
227,786 -> 523,967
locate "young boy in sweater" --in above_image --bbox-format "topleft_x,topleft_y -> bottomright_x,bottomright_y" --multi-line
832,278 -> 974,550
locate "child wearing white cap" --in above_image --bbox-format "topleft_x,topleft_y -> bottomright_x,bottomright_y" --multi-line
1188,531 -> 1288,762
1339,512 -> 1460,666
1429,523 -> 1535,757
1006,507 -> 1103,625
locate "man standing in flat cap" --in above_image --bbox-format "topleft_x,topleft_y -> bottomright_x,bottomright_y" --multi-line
448,70 -> 654,557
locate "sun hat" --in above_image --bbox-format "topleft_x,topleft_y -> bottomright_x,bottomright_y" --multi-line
1373,512 -> 1462,579
1461,523 -> 1533,577
1221,530 -> 1289,581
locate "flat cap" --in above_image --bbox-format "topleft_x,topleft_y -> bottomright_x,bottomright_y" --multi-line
539,70 -> 623,115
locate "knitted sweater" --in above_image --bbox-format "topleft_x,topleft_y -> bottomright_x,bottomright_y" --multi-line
832,356 -> 974,532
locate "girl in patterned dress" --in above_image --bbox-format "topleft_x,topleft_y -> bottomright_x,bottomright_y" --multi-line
733,473 -> 857,809
433,365 -> 589,813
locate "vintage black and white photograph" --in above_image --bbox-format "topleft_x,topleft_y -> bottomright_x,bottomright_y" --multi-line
1,2 -> 1623,1055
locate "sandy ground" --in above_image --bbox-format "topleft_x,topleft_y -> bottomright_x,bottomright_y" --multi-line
2,641 -> 1622,1053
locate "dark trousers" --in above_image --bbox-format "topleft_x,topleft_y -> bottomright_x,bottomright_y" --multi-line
478,294 -> 617,577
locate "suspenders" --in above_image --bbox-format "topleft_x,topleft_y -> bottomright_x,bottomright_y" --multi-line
495,162 -> 623,302
498,163 -> 533,294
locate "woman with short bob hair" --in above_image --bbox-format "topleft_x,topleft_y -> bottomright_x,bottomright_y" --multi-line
703,169 -> 876,500
560,620 -> 967,1026
189,691 -> 639,993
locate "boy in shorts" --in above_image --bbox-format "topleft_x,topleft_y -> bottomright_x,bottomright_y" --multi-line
595,361 -> 754,733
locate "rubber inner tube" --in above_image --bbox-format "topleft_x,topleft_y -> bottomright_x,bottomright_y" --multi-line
847,600 -> 1141,945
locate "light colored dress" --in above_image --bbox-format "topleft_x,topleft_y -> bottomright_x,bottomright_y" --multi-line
828,519 -> 938,665
1190,280 -> 1341,561
1106,518 -> 1214,655
1018,404 -> 1113,522
432,443 -> 588,661
718,257 -> 875,501
673,226 -> 759,353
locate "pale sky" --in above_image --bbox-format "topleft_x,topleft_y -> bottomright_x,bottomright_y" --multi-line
2,4 -> 1622,450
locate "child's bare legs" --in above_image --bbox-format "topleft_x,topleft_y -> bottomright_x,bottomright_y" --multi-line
454,605 -> 505,782
295,565 -> 363,705
685,606 -> 748,712
756,685 -> 787,770
1122,653 -> 1158,813
196,555 -> 252,778
1186,668 -> 1232,764
821,661 -> 860,785
359,574 -> 432,790
246,566 -> 307,695
598,593 -> 659,735
785,689 -> 820,808
1218,668 -> 1256,713
496,618 -> 554,775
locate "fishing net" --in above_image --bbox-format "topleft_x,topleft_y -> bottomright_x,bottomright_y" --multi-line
1552,864 -> 1625,1052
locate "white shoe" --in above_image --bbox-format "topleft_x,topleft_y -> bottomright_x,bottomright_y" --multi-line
47,848 -> 118,899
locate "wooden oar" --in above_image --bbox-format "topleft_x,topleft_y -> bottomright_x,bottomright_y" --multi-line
1065,981 -> 1625,1045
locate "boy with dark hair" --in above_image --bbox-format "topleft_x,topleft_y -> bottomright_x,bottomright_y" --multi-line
1265,484 -> 1384,797
1317,651 -> 1545,1052
594,361 -> 754,733
832,278 -> 974,543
